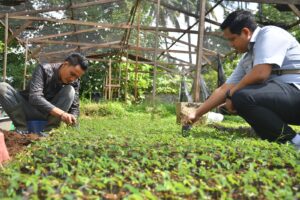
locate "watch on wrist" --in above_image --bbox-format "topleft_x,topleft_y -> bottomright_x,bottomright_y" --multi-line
226,90 -> 232,100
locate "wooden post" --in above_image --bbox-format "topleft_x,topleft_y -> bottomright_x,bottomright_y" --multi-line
23,39 -> 28,90
187,4 -> 193,64
108,59 -> 112,100
104,74 -> 108,100
125,52 -> 129,101
193,0 -> 206,102
152,0 -> 160,103
3,13 -> 8,82
134,1 -> 141,102
118,60 -> 121,99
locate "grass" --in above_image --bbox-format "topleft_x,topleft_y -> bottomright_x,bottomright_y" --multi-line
0,102 -> 299,199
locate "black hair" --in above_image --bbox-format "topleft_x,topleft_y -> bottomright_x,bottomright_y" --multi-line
220,10 -> 257,35
65,53 -> 88,71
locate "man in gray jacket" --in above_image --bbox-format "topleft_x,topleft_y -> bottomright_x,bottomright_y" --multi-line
0,53 -> 88,133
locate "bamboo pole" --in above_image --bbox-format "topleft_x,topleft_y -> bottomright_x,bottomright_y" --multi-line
156,0 -> 223,59
152,0 -> 160,103
23,39 -> 28,90
7,20 -> 32,44
30,40 -> 196,54
108,59 -> 112,100
134,0 -> 141,102
193,0 -> 206,102
288,4 -> 300,18
89,58 -> 182,74
104,73 -> 108,100
0,0 -> 120,19
9,16 -> 203,34
187,4 -> 193,65
3,14 -> 8,82
125,52 -> 129,101
118,59 -> 121,99
229,0 -> 299,3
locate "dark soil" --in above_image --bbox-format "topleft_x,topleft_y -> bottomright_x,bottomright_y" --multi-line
1,129 -> 40,157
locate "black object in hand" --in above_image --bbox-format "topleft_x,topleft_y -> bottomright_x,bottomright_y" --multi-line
182,125 -> 192,137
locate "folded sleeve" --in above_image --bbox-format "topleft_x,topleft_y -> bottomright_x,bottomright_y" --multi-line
226,56 -> 247,84
253,28 -> 291,68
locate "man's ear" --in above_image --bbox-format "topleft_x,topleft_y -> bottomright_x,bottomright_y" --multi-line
62,61 -> 69,67
241,27 -> 252,39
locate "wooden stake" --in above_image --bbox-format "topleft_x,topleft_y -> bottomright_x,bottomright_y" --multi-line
118,60 -> 121,99
108,59 -> 112,100
3,13 -> 8,82
193,0 -> 206,102
152,0 -> 160,104
23,39 -> 28,90
125,52 -> 129,101
134,1 -> 141,102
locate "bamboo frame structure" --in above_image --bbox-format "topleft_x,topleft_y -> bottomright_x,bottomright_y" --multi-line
104,59 -> 121,100
1,0 -> 299,102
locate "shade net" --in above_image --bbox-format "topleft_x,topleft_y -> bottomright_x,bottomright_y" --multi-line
0,0 -> 245,71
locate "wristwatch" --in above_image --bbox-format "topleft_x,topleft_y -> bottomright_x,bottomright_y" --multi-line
226,90 -> 232,100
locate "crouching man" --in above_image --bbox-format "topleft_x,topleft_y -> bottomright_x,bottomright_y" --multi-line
0,53 -> 88,133
185,10 -> 300,150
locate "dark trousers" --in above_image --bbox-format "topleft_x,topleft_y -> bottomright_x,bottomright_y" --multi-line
232,80 -> 300,143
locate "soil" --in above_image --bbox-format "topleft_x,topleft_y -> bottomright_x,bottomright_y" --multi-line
1,129 -> 40,158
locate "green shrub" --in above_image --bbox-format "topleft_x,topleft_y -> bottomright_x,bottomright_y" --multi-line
153,103 -> 176,117
98,102 -> 126,117
126,102 -> 176,117
80,102 -> 126,117
80,103 -> 99,116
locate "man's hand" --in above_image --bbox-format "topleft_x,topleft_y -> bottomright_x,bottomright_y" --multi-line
182,111 -> 198,125
224,99 -> 237,114
0,132 -> 10,164
61,112 -> 77,125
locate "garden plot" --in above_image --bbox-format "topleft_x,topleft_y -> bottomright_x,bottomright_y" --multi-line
1,129 -> 40,157
0,103 -> 299,199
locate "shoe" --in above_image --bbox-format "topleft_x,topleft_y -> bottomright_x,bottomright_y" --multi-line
38,132 -> 49,137
15,129 -> 29,135
293,143 -> 300,151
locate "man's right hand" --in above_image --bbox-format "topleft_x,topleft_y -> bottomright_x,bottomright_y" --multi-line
182,111 -> 198,125
61,112 -> 77,125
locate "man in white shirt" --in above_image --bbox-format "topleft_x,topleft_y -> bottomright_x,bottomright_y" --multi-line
186,10 -> 300,149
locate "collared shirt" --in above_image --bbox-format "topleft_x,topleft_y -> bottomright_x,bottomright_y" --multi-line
20,63 -> 80,117
226,26 -> 300,88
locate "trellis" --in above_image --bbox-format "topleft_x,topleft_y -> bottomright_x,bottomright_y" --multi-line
1,0 -> 300,102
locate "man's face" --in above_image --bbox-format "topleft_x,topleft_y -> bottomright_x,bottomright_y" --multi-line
223,27 -> 251,53
60,62 -> 85,84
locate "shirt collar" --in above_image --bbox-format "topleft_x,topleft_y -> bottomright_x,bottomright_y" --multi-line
248,27 -> 261,50
250,27 -> 261,43
54,63 -> 63,84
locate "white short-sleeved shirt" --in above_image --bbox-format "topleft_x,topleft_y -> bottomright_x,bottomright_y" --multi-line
226,26 -> 300,89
